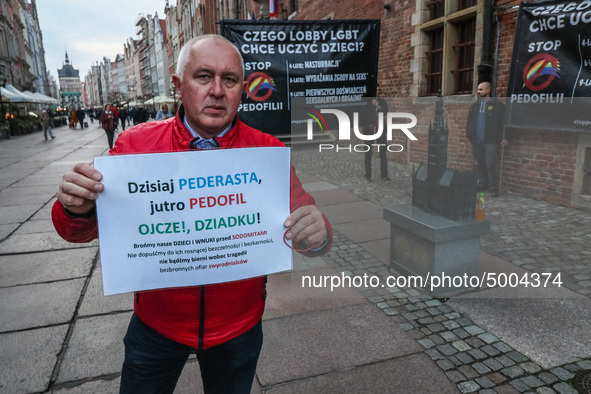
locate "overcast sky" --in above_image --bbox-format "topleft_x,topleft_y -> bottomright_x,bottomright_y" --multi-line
36,0 -> 173,83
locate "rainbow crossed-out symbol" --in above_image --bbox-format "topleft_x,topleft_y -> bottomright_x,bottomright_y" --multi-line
304,107 -> 328,131
523,54 -> 560,92
245,72 -> 276,102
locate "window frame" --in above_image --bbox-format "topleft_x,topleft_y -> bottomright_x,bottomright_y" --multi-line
425,27 -> 444,96
413,0 -> 480,97
451,17 -> 476,95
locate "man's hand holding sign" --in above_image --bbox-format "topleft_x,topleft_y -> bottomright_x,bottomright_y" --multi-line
52,34 -> 332,394
57,162 -> 103,215
284,205 -> 329,251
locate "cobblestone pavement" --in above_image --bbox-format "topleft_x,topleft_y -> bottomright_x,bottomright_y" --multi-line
292,148 -> 591,297
292,147 -> 591,394
1,127 -> 589,393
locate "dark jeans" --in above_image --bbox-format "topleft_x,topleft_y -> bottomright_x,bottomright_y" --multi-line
120,314 -> 263,394
43,125 -> 54,139
471,142 -> 499,193
105,129 -> 115,149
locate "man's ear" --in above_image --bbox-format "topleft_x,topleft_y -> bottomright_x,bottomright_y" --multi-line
172,75 -> 182,100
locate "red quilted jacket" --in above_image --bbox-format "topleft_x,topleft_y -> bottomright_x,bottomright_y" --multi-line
52,107 -> 332,349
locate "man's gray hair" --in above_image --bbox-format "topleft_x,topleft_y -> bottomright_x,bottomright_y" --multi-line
176,35 -> 245,82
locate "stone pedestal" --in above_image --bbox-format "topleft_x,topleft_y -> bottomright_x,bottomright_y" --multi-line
383,204 -> 490,297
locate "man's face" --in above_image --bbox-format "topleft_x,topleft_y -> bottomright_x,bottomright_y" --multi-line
173,39 -> 246,138
476,83 -> 490,98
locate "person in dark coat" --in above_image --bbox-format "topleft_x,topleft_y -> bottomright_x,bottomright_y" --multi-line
363,97 -> 390,182
76,106 -> 86,129
118,106 -> 128,131
100,104 -> 116,149
465,81 -> 508,197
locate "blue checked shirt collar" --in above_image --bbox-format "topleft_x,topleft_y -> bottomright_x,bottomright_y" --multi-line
183,115 -> 231,150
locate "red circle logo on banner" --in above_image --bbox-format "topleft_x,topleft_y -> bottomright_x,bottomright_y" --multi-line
522,54 -> 561,92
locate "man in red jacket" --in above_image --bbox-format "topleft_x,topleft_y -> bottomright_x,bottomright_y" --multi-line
53,35 -> 332,394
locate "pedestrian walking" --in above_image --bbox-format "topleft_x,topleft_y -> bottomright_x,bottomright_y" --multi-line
40,109 -> 54,140
76,106 -> 85,129
100,104 -> 116,149
111,105 -> 119,131
69,106 -> 78,129
118,106 -> 128,131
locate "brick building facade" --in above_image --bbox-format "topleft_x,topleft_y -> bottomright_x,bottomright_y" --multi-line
283,0 -> 589,211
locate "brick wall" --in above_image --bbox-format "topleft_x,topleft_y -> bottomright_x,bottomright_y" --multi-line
378,7 -> 415,98
290,0 -> 581,207
502,131 -> 577,205
297,0 -> 384,20
495,1 -> 520,98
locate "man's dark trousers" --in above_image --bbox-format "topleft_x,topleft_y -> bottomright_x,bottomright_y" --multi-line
471,142 -> 499,194
120,313 -> 263,394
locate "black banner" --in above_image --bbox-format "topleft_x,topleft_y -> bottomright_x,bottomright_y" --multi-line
506,1 -> 591,133
221,20 -> 380,136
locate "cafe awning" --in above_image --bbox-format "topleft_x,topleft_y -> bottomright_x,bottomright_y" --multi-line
2,84 -> 39,103
0,86 -> 24,102
28,91 -> 59,105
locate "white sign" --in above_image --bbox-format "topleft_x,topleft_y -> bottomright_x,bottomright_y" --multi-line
94,147 -> 292,295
